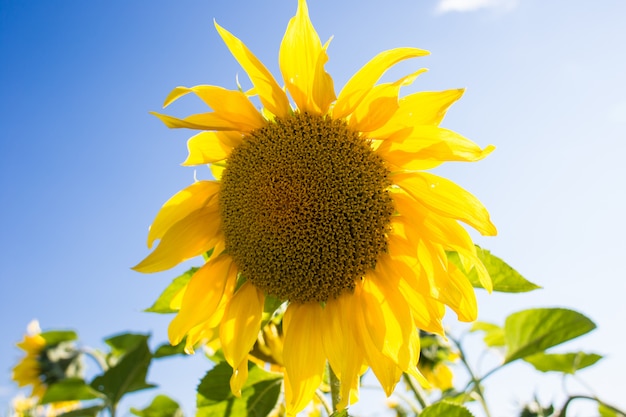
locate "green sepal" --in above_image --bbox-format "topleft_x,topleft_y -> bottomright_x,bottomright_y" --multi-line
40,378 -> 103,404
523,351 -> 602,374
330,410 -> 350,417
130,394 -> 183,417
421,402 -> 475,417
196,361 -> 282,417
503,308 -> 596,363
448,247 -> 540,292
145,268 -> 198,314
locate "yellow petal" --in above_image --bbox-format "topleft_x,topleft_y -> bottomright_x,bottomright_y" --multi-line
312,38 -> 336,114
182,85 -> 266,132
151,111 -> 243,131
333,47 -> 430,119
437,262 -> 478,322
168,254 -> 237,345
321,296 -> 364,409
147,181 -> 220,248
182,131 -> 231,166
214,22 -> 291,118
377,125 -> 495,168
349,69 -> 426,133
370,89 -> 465,138
394,172 -> 497,236
363,270 -> 419,374
377,251 -> 445,335
283,302 -> 327,415
348,282 -> 403,396
133,204 -> 222,273
279,0 -> 335,114
220,282 -> 264,396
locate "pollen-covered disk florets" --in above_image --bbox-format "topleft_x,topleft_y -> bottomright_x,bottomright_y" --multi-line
220,112 -> 394,303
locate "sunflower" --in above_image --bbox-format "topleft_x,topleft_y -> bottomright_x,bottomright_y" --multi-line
12,321 -> 47,399
134,0 -> 496,414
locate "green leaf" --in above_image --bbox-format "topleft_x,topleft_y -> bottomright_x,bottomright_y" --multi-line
131,394 -> 183,417
56,405 -> 106,417
40,378 -> 103,404
504,308 -> 596,363
40,331 -> 78,345
470,321 -> 505,347
599,403 -> 626,417
145,268 -> 197,314
197,362 -> 282,417
421,402 -> 475,417
523,352 -> 602,374
153,340 -> 188,359
105,333 -> 150,358
463,247 -> 541,292
91,334 -> 155,406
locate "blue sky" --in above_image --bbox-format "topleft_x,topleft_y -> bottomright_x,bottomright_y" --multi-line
1,0 -> 625,416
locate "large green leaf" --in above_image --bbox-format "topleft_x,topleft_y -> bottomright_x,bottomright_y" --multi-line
421,402 -> 474,417
131,394 -> 183,417
523,352 -> 602,374
197,362 -> 282,417
145,268 -> 197,314
449,248 -> 540,292
40,378 -> 103,404
504,308 -> 596,363
470,321 -> 505,347
91,334 -> 155,406
105,333 -> 150,358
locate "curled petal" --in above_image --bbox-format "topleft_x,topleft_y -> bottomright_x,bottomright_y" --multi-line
168,254 -> 237,345
147,181 -> 220,248
394,172 -> 497,236
333,47 -> 429,119
215,22 -> 291,118
220,282 -> 265,396
133,204 -> 222,273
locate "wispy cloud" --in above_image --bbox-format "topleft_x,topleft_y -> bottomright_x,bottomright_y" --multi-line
435,0 -> 519,14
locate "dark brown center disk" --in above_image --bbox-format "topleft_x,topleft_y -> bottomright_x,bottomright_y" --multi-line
219,112 -> 393,303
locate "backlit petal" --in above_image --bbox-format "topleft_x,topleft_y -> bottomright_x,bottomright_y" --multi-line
168,254 -> 237,345
283,302 -> 327,415
371,89 -> 465,138
215,22 -> 291,118
182,132 -> 231,166
280,0 -> 335,113
394,172 -> 497,236
183,85 -> 266,131
333,47 -> 429,119
220,282 -> 265,396
151,111 -> 245,131
377,125 -> 495,168
147,181 -> 220,248
349,69 -> 426,132
133,205 -> 222,273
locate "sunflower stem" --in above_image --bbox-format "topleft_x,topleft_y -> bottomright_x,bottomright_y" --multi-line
327,362 -> 341,411
449,336 -> 492,417
402,373 -> 429,410
315,388 -> 333,416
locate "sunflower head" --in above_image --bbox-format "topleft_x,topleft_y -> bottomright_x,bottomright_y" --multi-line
136,0 -> 496,414
12,321 -> 83,400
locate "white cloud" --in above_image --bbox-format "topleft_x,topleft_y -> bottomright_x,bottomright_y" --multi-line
435,0 -> 519,14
